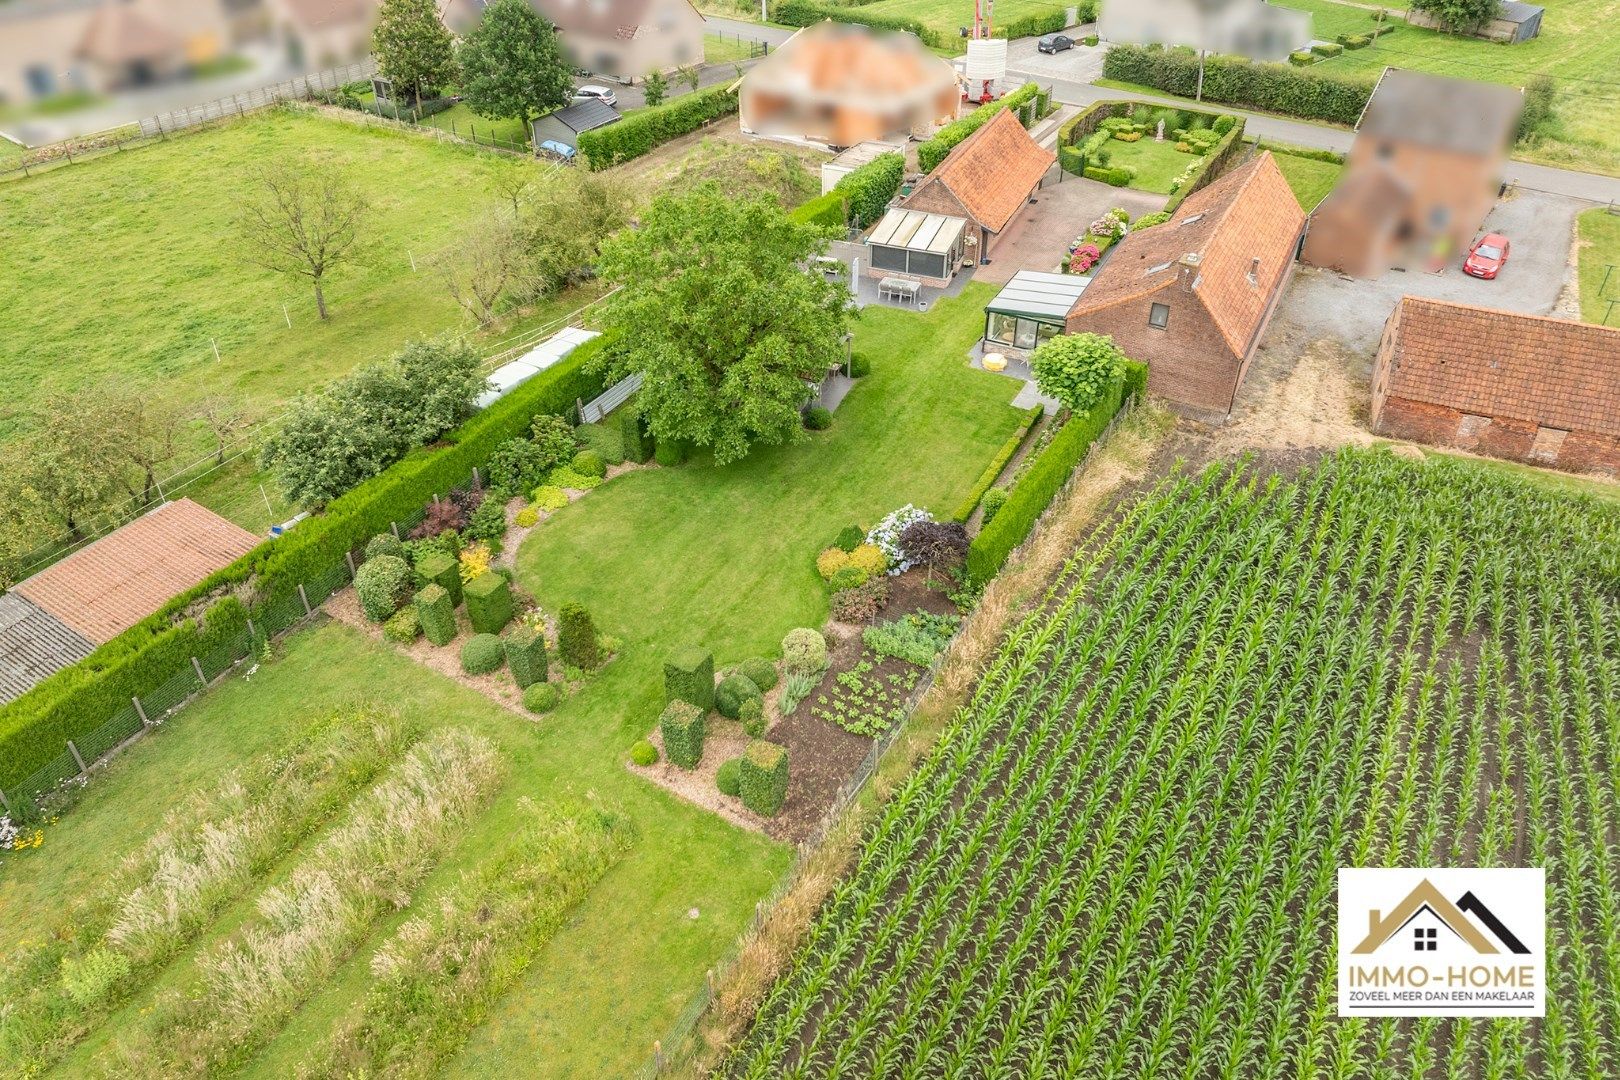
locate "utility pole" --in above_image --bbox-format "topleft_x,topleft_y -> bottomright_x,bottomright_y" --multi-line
1196,49 -> 1206,102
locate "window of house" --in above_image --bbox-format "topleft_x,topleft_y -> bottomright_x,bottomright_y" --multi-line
1148,302 -> 1170,329
987,313 -> 1018,345
1013,319 -> 1038,350
1378,141 -> 1394,159
26,65 -> 55,99
910,252 -> 946,279
871,245 -> 908,273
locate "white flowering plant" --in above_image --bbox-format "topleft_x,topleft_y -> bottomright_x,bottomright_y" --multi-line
0,815 -> 18,850
867,505 -> 933,575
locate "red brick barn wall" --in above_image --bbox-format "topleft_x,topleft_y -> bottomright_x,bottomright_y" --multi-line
1374,397 -> 1620,477
1069,292 -> 1242,413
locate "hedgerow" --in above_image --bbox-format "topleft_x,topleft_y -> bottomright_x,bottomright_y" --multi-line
576,86 -> 738,170
1102,43 -> 1374,125
918,83 -> 1042,173
832,152 -> 904,229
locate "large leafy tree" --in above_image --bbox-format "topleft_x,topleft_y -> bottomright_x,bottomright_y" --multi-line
1409,0 -> 1501,31
591,182 -> 852,464
237,161 -> 368,321
1030,332 -> 1127,414
458,0 -> 572,129
372,0 -> 457,105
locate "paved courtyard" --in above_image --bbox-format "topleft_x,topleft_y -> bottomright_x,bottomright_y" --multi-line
977,168 -> 1167,284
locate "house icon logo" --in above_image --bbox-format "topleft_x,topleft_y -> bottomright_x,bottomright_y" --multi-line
1350,877 -> 1531,956
1338,867 -> 1544,1018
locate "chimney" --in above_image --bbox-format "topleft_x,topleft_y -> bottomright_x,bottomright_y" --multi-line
1177,252 -> 1202,292
1247,256 -> 1261,286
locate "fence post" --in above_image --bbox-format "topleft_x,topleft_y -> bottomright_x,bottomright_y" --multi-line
654,1040 -> 663,1071
298,583 -> 314,616
68,740 -> 89,778
192,656 -> 208,687
132,696 -> 150,727
390,520 -> 402,540
0,787 -> 10,814
346,550 -> 358,579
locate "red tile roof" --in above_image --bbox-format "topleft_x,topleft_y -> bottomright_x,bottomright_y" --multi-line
907,109 -> 1055,234
13,500 -> 259,646
1068,152 -> 1305,360
1382,297 -> 1620,437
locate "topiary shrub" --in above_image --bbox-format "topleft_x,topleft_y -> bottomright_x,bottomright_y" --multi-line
464,572 -> 514,634
356,555 -> 412,622
415,550 -> 462,607
571,449 -> 607,478
504,622 -> 548,688
715,674 -> 762,720
834,525 -> 864,553
804,407 -> 833,431
738,657 -> 778,693
716,758 -> 743,796
620,403 -> 650,463
981,487 -> 1009,524
659,699 -> 706,769
828,565 -> 867,592
738,696 -> 765,738
782,628 -> 827,675
573,421 -> 625,465
558,602 -> 601,670
515,506 -> 539,528
460,633 -> 505,675
739,740 -> 789,816
523,681 -> 561,713
383,606 -> 421,643
415,584 -> 456,645
366,533 -> 405,562
847,353 -> 871,378
629,739 -> 658,766
664,646 -> 715,710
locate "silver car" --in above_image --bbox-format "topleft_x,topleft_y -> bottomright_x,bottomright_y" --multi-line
572,85 -> 618,108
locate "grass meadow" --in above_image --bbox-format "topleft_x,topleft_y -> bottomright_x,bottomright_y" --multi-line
1576,207 -> 1620,326
1103,137 -> 1199,194
1267,149 -> 1346,210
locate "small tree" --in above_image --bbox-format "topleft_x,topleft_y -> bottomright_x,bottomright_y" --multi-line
1409,0 -> 1501,31
12,390 -> 132,540
899,520 -> 969,584
519,171 -> 636,297
237,161 -> 368,321
458,0 -> 573,130
193,396 -> 251,466
437,212 -> 524,326
1030,332 -> 1128,414
676,64 -> 701,94
108,390 -> 187,504
642,70 -> 668,107
372,0 -> 457,107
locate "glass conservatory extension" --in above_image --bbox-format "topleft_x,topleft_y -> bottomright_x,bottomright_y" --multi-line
866,208 -> 968,281
983,270 -> 1090,351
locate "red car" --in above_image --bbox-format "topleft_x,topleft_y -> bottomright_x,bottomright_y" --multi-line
1464,233 -> 1510,279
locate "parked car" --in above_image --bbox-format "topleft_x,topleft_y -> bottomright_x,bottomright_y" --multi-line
1463,233 -> 1510,279
537,139 -> 576,162
1037,34 -> 1075,54
572,85 -> 618,108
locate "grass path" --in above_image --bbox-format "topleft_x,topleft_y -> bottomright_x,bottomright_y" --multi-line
1576,207 -> 1620,325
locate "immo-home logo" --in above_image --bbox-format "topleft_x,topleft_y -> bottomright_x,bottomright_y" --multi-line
1338,868 -> 1545,1018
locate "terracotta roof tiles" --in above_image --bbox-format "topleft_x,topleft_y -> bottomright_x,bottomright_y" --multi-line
907,109 -> 1055,234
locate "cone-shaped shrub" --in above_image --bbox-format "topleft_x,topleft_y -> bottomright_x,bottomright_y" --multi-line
660,700 -> 706,769
740,740 -> 788,816
415,584 -> 456,646
664,646 -> 715,710
504,623 -> 549,688
464,572 -> 513,634
558,602 -> 600,670
416,551 -> 462,607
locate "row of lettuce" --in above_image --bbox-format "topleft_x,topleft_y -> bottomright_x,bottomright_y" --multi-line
0,342 -> 611,792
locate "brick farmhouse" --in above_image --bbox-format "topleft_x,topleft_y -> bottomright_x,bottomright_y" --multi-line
1063,152 -> 1305,414
1371,297 -> 1620,476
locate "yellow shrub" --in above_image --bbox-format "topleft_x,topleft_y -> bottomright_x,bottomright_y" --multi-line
515,507 -> 540,528
816,547 -> 850,581
845,543 -> 889,578
459,543 -> 492,584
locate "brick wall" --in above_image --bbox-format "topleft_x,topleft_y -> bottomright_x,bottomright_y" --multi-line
1068,289 -> 1241,413
1374,397 -> 1620,477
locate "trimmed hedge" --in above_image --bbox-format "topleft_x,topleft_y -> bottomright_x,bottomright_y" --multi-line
619,403 -> 650,464
1164,115 -> 1247,213
577,86 -> 738,170
464,572 -> 514,634
832,151 -> 904,229
504,623 -> 548,688
952,405 -> 1044,522
715,674 -> 763,719
460,633 -> 505,675
664,646 -> 715,711
415,584 -> 456,646
416,551 -> 461,607
1084,166 -> 1132,187
918,82 -> 1042,173
1122,359 -> 1150,404
787,190 -> 846,229
739,739 -> 789,816
660,700 -> 706,769
573,421 -> 624,465
773,0 -> 939,45
558,602 -> 600,670
967,375 -> 1126,585
1103,43 -> 1374,126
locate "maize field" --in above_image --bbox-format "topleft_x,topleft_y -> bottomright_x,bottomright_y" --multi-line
729,449 -> 1620,1078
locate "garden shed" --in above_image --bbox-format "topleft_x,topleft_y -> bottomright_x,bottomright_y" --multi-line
1407,1 -> 1543,42
865,208 -> 969,286
530,99 -> 620,152
983,270 -> 1090,352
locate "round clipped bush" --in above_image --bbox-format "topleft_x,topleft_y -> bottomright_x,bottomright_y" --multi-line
848,353 -> 871,378
981,487 -> 1009,524
804,407 -> 833,431
523,681 -> 561,713
460,633 -> 505,675
383,606 -> 421,643
834,525 -> 864,553
356,555 -> 412,622
739,657 -> 778,693
515,506 -> 539,528
739,696 -> 765,738
571,449 -> 607,478
716,758 -> 743,797
365,533 -> 405,562
715,674 -> 762,719
816,547 -> 850,581
828,565 -> 867,592
531,485 -> 569,512
845,543 -> 888,578
782,628 -> 827,676
630,739 -> 658,766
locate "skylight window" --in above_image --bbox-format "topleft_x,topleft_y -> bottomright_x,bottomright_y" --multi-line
1147,261 -> 1173,274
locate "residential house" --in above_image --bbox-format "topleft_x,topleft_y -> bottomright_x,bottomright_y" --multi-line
1099,0 -> 1309,62
738,21 -> 960,148
1063,152 -> 1305,414
1370,297 -> 1620,476
266,0 -> 379,68
898,108 -> 1054,264
1302,69 -> 1522,279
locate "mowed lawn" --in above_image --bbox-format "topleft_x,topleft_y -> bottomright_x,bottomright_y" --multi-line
1577,207 -> 1620,325
858,0 -> 1070,52
1272,0 -> 1620,175
1268,149 -> 1345,210
0,108 -> 569,450
0,621 -> 789,1079
514,283 -> 1028,670
1106,136 -> 1200,193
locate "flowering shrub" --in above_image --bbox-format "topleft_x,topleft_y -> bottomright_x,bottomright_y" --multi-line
867,505 -> 933,574
1068,243 -> 1102,273
1087,214 -> 1127,241
459,543 -> 492,584
1,815 -> 20,850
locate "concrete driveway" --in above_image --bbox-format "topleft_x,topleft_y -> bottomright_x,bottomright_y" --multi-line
1267,188 -> 1582,358
1005,34 -> 1106,85
977,167 -> 1166,284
